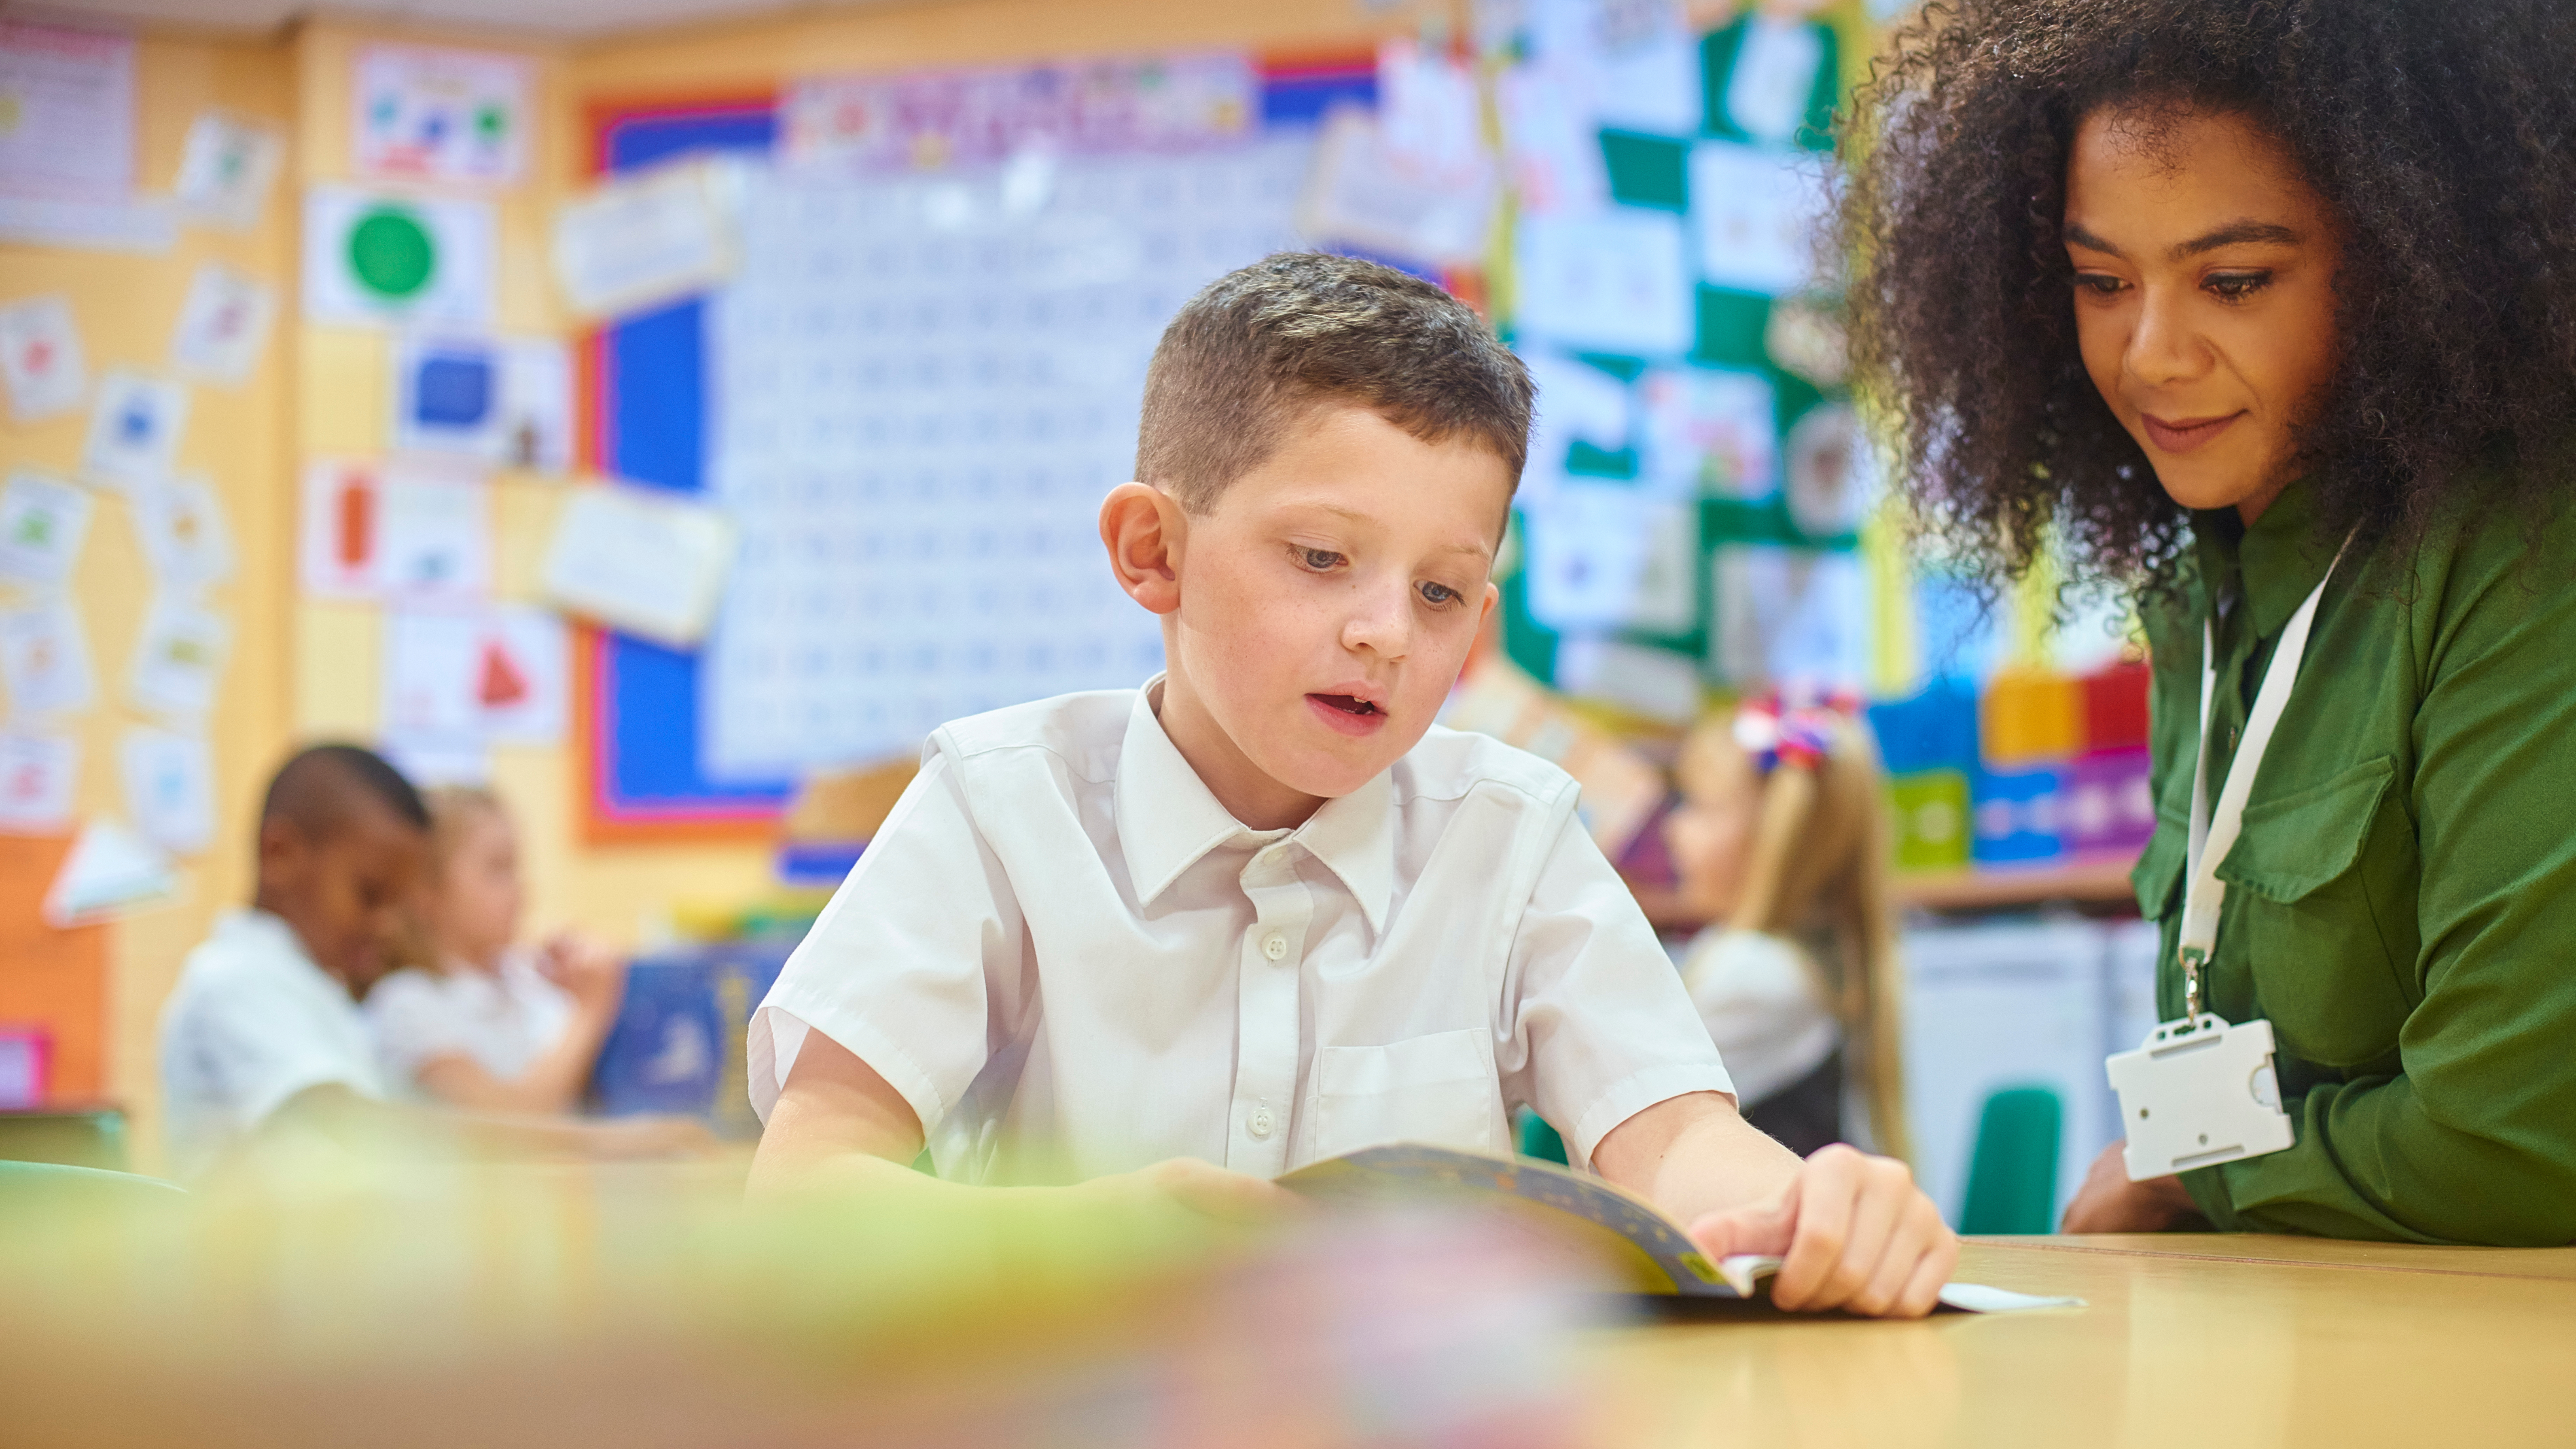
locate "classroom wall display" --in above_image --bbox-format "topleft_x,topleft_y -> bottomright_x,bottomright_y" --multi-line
1494,0 -> 1864,701
0,471 -> 94,589
118,725 -> 215,856
303,186 -> 495,328
779,52 -> 1258,173
392,333 -> 572,471
352,44 -> 531,187
168,262 -> 277,388
132,476 -> 237,594
0,731 -> 77,833
298,458 -> 492,602
0,22 -> 175,253
549,156 -> 742,322
0,597 -> 97,719
79,369 -> 188,495
173,111 -> 284,231
380,604 -> 568,759
125,595 -> 230,727
0,294 -> 87,421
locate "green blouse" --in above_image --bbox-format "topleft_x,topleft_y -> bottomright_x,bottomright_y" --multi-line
2132,479 -> 2576,1245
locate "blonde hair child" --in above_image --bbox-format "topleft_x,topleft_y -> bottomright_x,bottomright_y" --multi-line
1661,698 -> 1911,1163
364,786 -> 629,1114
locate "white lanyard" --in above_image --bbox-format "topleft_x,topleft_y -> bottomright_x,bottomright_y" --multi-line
2176,541 -> 2348,1021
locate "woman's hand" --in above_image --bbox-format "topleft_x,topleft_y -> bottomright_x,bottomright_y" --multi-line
1686,1142 -> 1959,1317
2060,1142 -> 2200,1232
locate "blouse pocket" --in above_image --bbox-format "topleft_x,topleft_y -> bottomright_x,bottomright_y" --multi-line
1311,1028 -> 1510,1160
2218,755 -> 2409,1069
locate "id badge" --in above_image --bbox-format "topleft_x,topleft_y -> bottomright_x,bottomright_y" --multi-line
2105,1015 -> 2293,1181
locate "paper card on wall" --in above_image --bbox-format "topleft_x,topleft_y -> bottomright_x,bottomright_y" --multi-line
1783,403 -> 1875,537
1722,14 -> 1827,145
381,604 -> 568,748
1710,542 -> 1867,687
173,111 -> 284,230
42,817 -> 178,927
1524,351 -> 1633,474
119,726 -> 213,855
392,334 -> 572,472
1552,635 -> 1704,723
1689,142 -> 1829,297
1379,39 -> 1495,191
133,474 -> 236,592
1529,0 -> 1702,135
0,294 -> 86,421
0,471 -> 94,588
304,186 -> 495,328
1494,63 -> 1610,218
298,459 -> 491,601
0,598 -> 96,717
167,263 -> 276,388
1524,483 -> 1694,633
1515,209 -> 1692,356
126,595 -> 230,726
352,45 -> 530,187
0,732 -> 77,834
0,23 -> 135,202
80,370 -> 188,493
1637,366 -> 1779,499
539,485 -> 735,647
550,158 -> 738,320
1294,108 -> 1495,268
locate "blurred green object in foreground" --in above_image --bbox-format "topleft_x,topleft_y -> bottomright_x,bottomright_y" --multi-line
0,1159 -> 183,1213
1960,1085 -> 2064,1235
0,1104 -> 131,1170
1518,1108 -> 1572,1166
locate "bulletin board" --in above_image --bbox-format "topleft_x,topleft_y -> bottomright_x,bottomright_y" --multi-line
574,58 -> 1379,842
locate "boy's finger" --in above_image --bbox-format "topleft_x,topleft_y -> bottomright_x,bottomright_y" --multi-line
1684,1174 -> 1799,1261
1814,1161 -> 1910,1311
1847,1195 -> 1944,1317
1771,1147 -> 1863,1310
1893,1230 -> 1959,1318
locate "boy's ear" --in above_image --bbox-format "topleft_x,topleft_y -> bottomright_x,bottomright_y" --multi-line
1100,482 -> 1186,616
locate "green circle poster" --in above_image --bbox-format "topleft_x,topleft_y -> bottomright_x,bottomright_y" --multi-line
348,205 -> 437,301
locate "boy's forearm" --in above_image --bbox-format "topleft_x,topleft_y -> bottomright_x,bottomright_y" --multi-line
1593,1090 -> 1804,1226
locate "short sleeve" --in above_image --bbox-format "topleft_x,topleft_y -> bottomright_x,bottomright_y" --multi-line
1499,805 -> 1735,1171
189,965 -> 383,1130
365,970 -> 470,1082
747,747 -> 1026,1139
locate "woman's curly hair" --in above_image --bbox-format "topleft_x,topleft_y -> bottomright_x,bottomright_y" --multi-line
1838,0 -> 2576,588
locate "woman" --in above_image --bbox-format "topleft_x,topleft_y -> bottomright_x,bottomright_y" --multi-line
1840,0 -> 2576,1242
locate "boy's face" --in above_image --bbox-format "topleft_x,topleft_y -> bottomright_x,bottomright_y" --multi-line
258,801 -> 429,998
1155,405 -> 1511,814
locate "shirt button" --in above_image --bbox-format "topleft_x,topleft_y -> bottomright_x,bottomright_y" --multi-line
1262,933 -> 1288,961
1247,1106 -> 1276,1139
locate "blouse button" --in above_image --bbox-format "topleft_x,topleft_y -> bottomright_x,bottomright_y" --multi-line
1262,933 -> 1288,961
1247,1106 -> 1276,1139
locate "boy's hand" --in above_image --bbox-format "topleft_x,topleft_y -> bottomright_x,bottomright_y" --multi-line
1079,1157 -> 1300,1226
1686,1143 -> 1957,1317
539,932 -> 630,1015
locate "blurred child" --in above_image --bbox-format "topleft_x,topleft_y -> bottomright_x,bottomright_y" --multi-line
367,787 -> 627,1114
1661,694 -> 1912,1163
158,744 -> 705,1181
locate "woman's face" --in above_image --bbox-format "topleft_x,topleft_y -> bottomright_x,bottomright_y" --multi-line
2064,106 -> 2341,522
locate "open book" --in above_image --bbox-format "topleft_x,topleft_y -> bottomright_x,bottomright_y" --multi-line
1279,1143 -> 2081,1314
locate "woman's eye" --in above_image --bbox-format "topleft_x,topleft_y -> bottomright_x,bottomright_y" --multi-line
2206,270 -> 2272,301
2073,273 -> 2126,297
1419,581 -> 1461,607
1295,546 -> 1344,571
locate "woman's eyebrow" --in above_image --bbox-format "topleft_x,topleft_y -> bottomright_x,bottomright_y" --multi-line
2172,219 -> 2302,257
2063,221 -> 2123,255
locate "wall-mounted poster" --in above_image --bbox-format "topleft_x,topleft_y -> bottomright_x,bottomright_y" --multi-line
352,45 -> 530,186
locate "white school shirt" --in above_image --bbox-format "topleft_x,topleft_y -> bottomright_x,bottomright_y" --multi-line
158,909 -> 387,1180
367,952 -> 578,1098
750,677 -> 1734,1181
1675,928 -> 1840,1107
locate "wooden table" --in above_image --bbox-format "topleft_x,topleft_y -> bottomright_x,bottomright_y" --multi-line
1583,1234 -> 2576,1448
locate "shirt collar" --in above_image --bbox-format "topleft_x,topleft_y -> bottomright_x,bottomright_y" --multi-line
2194,478 -> 2331,642
1114,675 -> 1397,935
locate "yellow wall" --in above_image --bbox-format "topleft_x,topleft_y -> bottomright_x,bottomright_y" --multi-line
6,0 -> 1442,1163
0,31 -> 296,1144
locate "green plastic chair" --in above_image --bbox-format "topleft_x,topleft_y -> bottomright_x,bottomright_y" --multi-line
1516,1108 -> 1571,1166
1958,1086 -> 2063,1234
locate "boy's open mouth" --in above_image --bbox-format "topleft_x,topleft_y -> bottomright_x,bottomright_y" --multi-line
1310,694 -> 1380,717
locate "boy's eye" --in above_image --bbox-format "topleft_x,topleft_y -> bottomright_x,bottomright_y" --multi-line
1294,546 -> 1345,571
1419,580 -> 1462,608
2205,270 -> 2272,301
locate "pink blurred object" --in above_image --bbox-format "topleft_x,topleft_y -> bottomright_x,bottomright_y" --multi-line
2062,748 -> 2156,857
0,1024 -> 50,1109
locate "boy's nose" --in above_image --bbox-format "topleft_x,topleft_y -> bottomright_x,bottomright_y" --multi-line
1339,584 -> 1413,658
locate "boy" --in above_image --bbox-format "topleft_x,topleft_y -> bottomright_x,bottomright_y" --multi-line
158,744 -> 702,1179
748,255 -> 1956,1317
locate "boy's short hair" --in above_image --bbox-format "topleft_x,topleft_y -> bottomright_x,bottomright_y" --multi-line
1136,252 -> 1534,513
261,743 -> 430,839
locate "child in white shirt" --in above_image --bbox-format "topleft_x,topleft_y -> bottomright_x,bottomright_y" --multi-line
367,787 -> 626,1112
749,254 -> 1956,1316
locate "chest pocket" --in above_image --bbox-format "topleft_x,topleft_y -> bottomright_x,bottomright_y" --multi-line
1310,1027 -> 1509,1159
2218,754 -> 2415,1070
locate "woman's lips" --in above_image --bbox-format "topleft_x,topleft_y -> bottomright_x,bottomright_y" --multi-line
2141,411 -> 2244,454
1306,693 -> 1389,738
